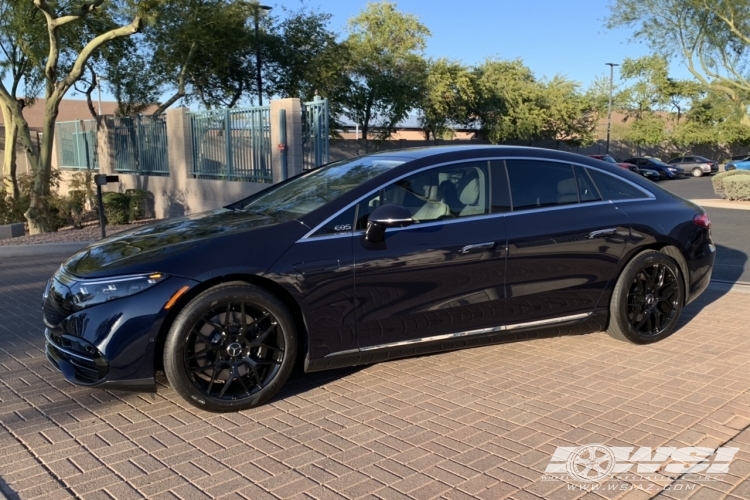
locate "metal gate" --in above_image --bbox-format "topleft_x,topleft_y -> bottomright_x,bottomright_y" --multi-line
302,97 -> 329,170
188,106 -> 272,182
112,114 -> 169,175
55,120 -> 98,170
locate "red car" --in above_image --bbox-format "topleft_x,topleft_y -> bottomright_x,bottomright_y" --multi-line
588,154 -> 640,174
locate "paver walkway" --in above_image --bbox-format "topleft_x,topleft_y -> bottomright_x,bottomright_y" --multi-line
1,254 -> 749,500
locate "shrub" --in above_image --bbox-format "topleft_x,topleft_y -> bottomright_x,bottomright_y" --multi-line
125,189 -> 150,221
56,190 -> 86,229
102,192 -> 130,225
0,192 -> 29,225
723,176 -> 750,201
712,170 -> 750,198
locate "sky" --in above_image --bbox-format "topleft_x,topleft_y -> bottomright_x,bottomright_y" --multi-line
57,0 -> 691,103
295,0 -> 685,88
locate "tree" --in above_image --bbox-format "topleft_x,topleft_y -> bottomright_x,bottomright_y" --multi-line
0,0 -> 45,198
607,0 -> 750,101
673,89 -> 750,147
0,0 -> 145,233
471,59 -> 546,144
539,76 -> 598,148
416,59 -> 475,140
341,1 -> 430,141
266,4 -> 349,103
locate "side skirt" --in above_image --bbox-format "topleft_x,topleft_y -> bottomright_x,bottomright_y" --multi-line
305,310 -> 608,373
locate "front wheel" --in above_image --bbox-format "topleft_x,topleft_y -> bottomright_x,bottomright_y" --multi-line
692,167 -> 703,177
607,251 -> 685,344
164,283 -> 297,412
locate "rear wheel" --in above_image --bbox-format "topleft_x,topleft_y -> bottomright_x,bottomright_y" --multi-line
607,251 -> 685,344
692,167 -> 703,177
659,170 -> 667,180
164,283 -> 297,412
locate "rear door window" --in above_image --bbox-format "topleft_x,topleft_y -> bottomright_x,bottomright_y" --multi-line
506,160 -> 578,210
586,169 -> 650,201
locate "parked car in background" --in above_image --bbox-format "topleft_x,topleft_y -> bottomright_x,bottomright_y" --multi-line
638,167 -> 662,181
588,154 -> 640,174
42,146 -> 715,412
623,157 -> 685,179
725,155 -> 750,171
667,156 -> 719,177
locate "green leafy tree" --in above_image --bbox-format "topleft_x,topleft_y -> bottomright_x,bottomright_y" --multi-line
607,0 -> 750,101
471,59 -> 546,144
341,1 -> 430,141
540,76 -> 598,147
0,0 -> 148,234
0,0 -> 45,198
416,58 -> 475,140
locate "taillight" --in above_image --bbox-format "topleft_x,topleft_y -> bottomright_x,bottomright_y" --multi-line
693,213 -> 711,228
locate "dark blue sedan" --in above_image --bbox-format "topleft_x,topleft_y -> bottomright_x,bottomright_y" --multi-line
43,146 -> 715,412
623,157 -> 685,179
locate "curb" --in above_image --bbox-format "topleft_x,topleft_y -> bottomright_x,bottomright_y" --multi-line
690,199 -> 750,211
0,241 -> 92,258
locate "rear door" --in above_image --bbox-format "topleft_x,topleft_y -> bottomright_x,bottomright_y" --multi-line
502,160 -> 630,325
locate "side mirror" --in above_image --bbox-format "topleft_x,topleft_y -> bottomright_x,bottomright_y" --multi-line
365,204 -> 414,242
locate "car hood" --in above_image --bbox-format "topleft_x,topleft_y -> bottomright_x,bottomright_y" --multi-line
63,209 -> 309,279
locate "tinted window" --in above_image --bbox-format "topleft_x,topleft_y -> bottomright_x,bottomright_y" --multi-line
490,161 -> 512,213
310,206 -> 356,237
587,169 -> 649,200
355,161 -> 490,230
668,158 -> 682,164
241,157 -> 403,220
574,165 -> 602,202
506,160 -> 577,210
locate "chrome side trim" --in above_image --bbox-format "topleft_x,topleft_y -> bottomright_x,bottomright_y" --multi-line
324,312 -> 592,357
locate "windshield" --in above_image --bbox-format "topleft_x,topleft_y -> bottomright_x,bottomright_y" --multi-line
601,155 -> 617,163
241,156 -> 404,219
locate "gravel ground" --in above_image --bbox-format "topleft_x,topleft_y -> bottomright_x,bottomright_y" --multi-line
0,219 -> 155,246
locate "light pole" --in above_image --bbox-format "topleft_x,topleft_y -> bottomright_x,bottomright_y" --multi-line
254,4 -> 272,106
605,62 -> 619,155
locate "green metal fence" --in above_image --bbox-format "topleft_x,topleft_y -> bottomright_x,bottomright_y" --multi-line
112,115 -> 169,175
188,106 -> 272,182
55,120 -> 99,170
302,96 -> 329,170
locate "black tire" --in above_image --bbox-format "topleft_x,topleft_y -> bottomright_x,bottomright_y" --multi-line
164,282 -> 297,412
659,170 -> 667,180
607,251 -> 685,344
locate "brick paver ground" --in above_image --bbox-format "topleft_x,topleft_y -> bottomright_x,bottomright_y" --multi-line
1,254 -> 749,500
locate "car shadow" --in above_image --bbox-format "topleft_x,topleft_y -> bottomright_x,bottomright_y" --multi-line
270,365 -> 367,403
678,244 -> 748,326
0,475 -> 19,500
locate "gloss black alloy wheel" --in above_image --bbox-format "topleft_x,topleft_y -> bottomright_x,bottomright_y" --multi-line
164,283 -> 296,412
607,250 -> 685,344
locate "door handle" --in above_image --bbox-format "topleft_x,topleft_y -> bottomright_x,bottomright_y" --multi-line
588,228 -> 617,239
460,242 -> 495,254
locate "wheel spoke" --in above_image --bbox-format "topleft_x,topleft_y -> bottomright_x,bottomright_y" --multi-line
191,363 -> 220,374
187,349 -> 212,361
259,344 -> 284,355
203,319 -> 224,333
206,362 -> 224,394
219,366 -> 237,398
241,302 -> 247,330
223,303 -> 232,329
236,363 -> 252,396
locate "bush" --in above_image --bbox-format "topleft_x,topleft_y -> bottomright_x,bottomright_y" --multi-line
712,170 -> 750,198
723,176 -> 750,201
0,192 -> 29,225
102,192 -> 131,225
56,190 -> 86,229
125,189 -> 150,221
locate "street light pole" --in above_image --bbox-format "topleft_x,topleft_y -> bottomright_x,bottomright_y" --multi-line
605,62 -> 619,155
254,4 -> 272,106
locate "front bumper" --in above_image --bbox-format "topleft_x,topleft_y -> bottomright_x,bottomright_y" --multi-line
43,275 -> 198,391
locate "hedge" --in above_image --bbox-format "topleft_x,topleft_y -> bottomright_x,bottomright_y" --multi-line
101,192 -> 131,225
723,175 -> 750,201
712,169 -> 750,198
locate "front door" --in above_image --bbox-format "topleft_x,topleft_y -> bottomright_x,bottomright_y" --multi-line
351,160 -> 510,350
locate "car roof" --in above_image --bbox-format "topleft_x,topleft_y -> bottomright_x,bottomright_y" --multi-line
363,145 -> 612,165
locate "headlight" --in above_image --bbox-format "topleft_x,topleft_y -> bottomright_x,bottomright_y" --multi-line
668,168 -> 678,172
69,273 -> 167,309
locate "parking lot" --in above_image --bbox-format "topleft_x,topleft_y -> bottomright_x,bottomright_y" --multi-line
1,175 -> 750,500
